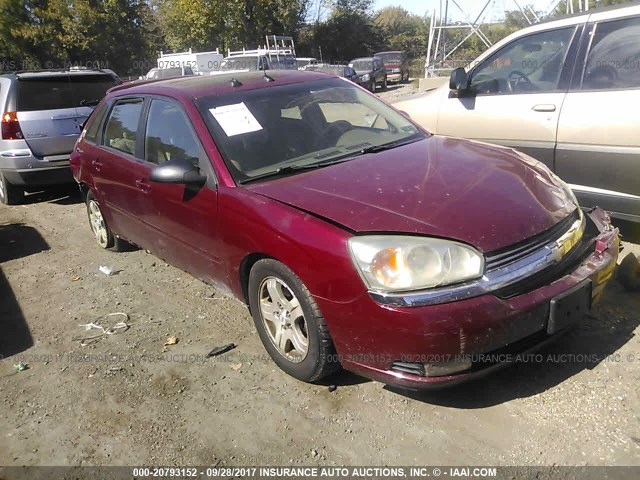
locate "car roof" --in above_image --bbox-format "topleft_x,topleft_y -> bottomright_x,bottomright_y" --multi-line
107,70 -> 334,100
374,51 -> 403,55
351,57 -> 376,62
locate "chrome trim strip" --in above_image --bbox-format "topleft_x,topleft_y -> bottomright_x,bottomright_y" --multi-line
369,216 -> 586,308
569,183 -> 640,201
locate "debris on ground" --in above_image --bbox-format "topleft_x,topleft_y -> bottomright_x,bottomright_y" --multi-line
13,362 -> 28,372
99,265 -> 114,276
230,363 -> 243,371
328,385 -> 337,393
205,343 -> 236,358
164,335 -> 179,346
72,312 -> 130,345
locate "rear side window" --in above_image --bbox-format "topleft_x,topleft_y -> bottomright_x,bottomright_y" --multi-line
84,101 -> 109,143
17,74 -> 118,111
103,99 -> 144,155
583,16 -> 640,90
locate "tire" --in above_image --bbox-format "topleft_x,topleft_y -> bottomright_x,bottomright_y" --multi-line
369,80 -> 376,92
85,191 -> 127,251
382,75 -> 388,90
248,259 -> 340,382
618,253 -> 640,292
0,171 -> 25,205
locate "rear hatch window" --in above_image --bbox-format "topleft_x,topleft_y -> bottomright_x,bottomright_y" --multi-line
17,74 -> 118,111
16,74 -> 119,158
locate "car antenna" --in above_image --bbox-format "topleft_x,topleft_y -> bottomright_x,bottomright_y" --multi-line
263,73 -> 274,82
229,78 -> 243,87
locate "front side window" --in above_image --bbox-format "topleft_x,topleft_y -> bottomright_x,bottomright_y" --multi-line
196,78 -> 424,183
103,99 -> 143,155
583,16 -> 640,90
470,27 -> 574,94
144,99 -> 201,166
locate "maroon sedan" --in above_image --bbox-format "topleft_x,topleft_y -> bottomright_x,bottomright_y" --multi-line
70,71 -> 620,389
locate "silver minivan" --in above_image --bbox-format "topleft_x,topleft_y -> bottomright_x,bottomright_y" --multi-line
395,3 -> 640,237
0,69 -> 120,204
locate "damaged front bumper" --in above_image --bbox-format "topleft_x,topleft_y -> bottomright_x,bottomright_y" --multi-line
321,207 -> 620,389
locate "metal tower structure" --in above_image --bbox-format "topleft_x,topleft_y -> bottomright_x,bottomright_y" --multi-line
424,0 -> 590,77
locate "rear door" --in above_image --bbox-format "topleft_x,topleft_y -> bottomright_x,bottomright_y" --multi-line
91,97 -> 150,245
16,73 -> 118,161
437,24 -> 580,171
556,10 -> 640,222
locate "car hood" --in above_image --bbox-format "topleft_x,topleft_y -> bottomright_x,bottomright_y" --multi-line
246,136 -> 576,253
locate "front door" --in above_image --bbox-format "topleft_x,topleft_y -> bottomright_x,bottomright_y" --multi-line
437,25 -> 579,171
140,98 -> 223,284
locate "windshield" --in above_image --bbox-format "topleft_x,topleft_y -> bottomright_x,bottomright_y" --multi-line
376,53 -> 402,64
219,56 -> 262,71
196,77 -> 424,183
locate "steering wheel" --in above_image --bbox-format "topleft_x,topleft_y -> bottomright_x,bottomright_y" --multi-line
324,120 -> 352,146
507,70 -> 533,92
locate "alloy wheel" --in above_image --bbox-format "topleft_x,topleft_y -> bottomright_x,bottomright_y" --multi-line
258,276 -> 309,361
88,199 -> 109,248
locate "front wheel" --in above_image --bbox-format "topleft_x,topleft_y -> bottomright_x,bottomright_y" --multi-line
248,259 -> 340,382
382,75 -> 388,90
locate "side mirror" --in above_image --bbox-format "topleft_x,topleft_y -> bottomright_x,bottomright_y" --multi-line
449,67 -> 469,91
149,157 -> 206,186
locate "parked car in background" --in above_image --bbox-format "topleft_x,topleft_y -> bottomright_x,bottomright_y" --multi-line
211,55 -> 271,75
305,65 -> 364,87
349,56 -> 387,92
374,50 -> 410,83
144,66 -> 195,80
297,57 -> 318,70
71,70 -> 618,389
0,68 -> 120,204
394,3 -> 640,238
157,48 -> 223,75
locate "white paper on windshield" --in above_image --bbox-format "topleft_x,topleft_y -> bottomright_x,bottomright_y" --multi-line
209,102 -> 262,137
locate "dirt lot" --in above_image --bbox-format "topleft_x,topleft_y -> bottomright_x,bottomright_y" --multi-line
0,87 -> 639,468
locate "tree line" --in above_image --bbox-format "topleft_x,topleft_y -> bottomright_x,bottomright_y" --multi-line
0,0 -> 632,77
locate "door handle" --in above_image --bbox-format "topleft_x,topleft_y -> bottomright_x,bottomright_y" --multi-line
135,179 -> 151,193
532,104 -> 556,112
91,159 -> 103,172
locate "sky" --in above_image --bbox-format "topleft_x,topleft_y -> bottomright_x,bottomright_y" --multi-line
373,0 -> 566,21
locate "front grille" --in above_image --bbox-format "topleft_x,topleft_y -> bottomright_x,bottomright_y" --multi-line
493,216 -> 598,299
485,210 -> 581,272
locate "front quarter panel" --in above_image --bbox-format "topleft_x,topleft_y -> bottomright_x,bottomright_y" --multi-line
217,186 -> 363,306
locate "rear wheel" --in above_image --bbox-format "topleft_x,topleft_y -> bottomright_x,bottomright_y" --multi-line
85,191 -> 126,251
248,259 -> 340,382
0,172 -> 25,205
618,253 -> 640,291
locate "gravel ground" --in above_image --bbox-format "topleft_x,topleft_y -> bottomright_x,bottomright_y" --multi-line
0,85 -> 638,468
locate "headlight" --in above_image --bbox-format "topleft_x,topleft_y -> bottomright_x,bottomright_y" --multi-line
348,236 -> 484,292
360,73 -> 370,82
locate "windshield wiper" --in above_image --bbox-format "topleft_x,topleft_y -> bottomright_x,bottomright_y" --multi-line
357,136 -> 421,154
238,159 -> 349,185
